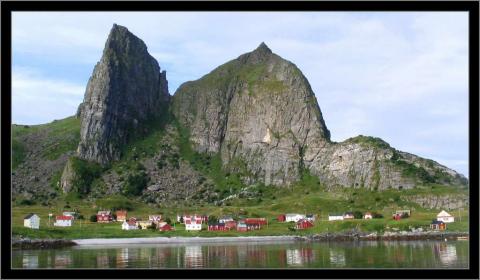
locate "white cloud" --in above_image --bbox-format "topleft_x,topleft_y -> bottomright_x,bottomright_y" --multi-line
12,67 -> 85,124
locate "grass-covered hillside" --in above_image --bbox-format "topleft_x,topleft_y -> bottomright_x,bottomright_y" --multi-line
11,114 -> 469,239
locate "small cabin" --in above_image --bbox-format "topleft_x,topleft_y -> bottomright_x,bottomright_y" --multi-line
122,218 -> 138,230
54,215 -> 73,227
295,219 -> 314,230
437,210 -> 454,223
364,212 -> 373,220
138,220 -> 153,229
158,222 -> 173,231
343,212 -> 354,220
24,213 -> 40,229
285,214 -> 305,223
277,214 -> 286,222
116,210 -> 127,222
328,213 -> 344,221
430,220 -> 446,231
97,211 -> 113,223
237,222 -> 248,232
62,211 -> 76,219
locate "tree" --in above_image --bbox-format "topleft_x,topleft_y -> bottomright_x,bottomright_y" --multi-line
353,211 -> 363,219
166,217 -> 172,225
89,215 -> 97,222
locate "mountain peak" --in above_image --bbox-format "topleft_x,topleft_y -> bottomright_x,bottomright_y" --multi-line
255,42 -> 271,53
244,42 -> 273,64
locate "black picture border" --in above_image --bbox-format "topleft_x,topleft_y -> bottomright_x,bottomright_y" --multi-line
1,1 -> 478,279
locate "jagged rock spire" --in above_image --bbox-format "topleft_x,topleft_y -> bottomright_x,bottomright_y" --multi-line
76,24 -> 169,165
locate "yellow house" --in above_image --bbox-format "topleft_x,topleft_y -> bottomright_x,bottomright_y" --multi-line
137,220 -> 153,229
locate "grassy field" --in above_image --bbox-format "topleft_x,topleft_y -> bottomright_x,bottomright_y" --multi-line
12,196 -> 469,240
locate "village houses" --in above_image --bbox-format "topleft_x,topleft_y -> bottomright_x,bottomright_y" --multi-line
24,213 -> 40,229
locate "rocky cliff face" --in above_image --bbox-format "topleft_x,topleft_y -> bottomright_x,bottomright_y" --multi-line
76,24 -> 169,165
173,43 -> 331,186
173,43 -> 467,189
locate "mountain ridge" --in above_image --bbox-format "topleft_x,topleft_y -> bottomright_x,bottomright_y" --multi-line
11,24 -> 468,209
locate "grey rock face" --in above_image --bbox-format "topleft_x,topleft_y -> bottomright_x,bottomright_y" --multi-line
77,24 -> 169,165
173,43 -> 330,186
172,43 -> 467,189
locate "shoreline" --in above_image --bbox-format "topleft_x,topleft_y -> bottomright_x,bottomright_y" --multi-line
13,231 -> 469,249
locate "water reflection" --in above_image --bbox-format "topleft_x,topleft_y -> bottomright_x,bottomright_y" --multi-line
22,254 -> 38,268
435,242 -> 458,266
12,241 -> 468,269
184,245 -> 203,268
329,247 -> 346,267
54,251 -> 72,268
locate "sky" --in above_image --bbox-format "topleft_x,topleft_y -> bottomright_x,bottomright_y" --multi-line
11,12 -> 469,177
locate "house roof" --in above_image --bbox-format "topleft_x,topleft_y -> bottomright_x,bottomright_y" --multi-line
97,211 -> 111,215
329,213 -> 343,216
437,210 -> 452,217
432,219 -> 445,224
24,213 -> 37,219
364,212 -> 372,215
286,213 -> 304,217
344,212 -> 354,215
56,216 -> 73,220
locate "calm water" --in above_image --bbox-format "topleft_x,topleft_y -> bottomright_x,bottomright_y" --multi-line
12,240 -> 469,269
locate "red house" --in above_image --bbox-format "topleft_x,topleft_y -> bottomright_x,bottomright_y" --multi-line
277,214 -> 286,222
224,220 -> 237,230
295,219 -> 314,230
244,219 -> 263,230
158,222 -> 173,231
393,214 -> 402,221
97,211 -> 113,223
244,218 -> 267,225
208,223 -> 227,231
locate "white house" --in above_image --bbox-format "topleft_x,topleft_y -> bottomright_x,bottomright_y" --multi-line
122,219 -> 138,230
364,212 -> 373,220
54,216 -> 73,227
437,210 -> 454,223
24,213 -> 40,229
219,216 -> 234,224
305,214 -> 316,222
185,215 -> 202,231
149,215 -> 162,224
285,214 -> 306,223
328,213 -> 344,221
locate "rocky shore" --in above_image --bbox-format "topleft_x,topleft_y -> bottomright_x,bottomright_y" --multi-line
12,237 -> 77,249
294,230 -> 469,242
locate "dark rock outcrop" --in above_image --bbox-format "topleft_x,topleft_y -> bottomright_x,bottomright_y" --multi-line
76,24 -> 169,165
